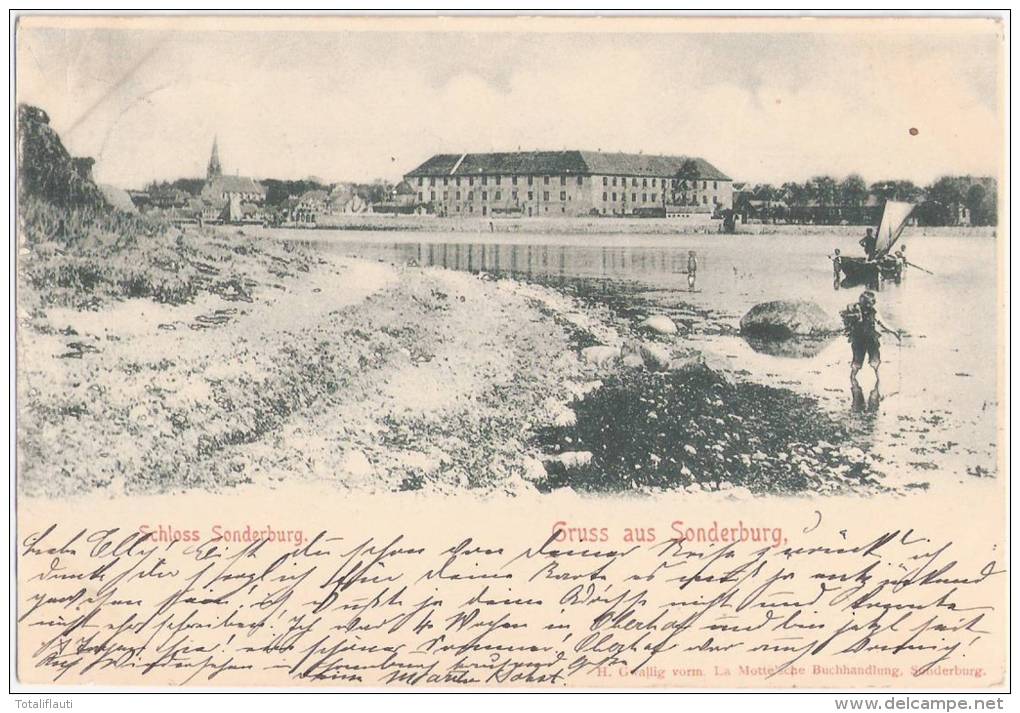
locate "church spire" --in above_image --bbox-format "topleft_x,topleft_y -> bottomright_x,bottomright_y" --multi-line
207,136 -> 222,179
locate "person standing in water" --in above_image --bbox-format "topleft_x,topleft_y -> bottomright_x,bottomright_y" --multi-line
830,248 -> 843,289
687,250 -> 697,291
859,227 -> 878,259
841,290 -> 901,385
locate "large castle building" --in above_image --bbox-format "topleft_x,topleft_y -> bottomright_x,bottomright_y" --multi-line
403,150 -> 732,217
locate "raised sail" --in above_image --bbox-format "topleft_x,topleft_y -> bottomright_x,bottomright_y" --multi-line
874,200 -> 915,257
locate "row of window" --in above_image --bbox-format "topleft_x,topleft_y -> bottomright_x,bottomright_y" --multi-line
419,189 -> 722,205
420,174 -> 585,188
416,175 -> 722,191
602,177 -> 718,190
442,205 -> 569,214
220,192 -> 262,200
599,192 -> 718,205
421,190 -> 575,202
602,192 -> 658,203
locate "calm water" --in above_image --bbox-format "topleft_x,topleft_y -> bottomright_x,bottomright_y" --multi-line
265,227 -> 1002,487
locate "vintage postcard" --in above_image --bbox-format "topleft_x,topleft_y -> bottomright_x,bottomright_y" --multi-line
12,14 -> 1009,692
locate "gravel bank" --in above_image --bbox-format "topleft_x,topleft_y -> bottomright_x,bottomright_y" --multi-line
19,231 -> 888,499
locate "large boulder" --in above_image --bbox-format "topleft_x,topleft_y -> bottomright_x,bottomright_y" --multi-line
739,300 -> 841,339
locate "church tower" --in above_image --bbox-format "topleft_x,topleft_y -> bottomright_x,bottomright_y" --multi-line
206,136 -> 222,179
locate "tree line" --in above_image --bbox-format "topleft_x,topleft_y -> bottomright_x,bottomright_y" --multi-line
734,174 -> 997,226
142,177 -> 396,209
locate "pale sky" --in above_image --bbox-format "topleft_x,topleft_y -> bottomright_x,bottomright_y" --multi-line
16,17 -> 1003,189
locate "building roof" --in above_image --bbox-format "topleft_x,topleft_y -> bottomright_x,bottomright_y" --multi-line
204,175 -> 267,195
405,151 -> 730,180
578,152 -> 731,181
393,180 -> 415,195
299,189 -> 329,203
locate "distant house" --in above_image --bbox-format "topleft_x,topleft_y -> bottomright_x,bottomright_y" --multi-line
299,189 -> 329,210
149,186 -> 191,209
201,174 -> 268,206
392,180 -> 416,208
785,196 -> 882,225
283,196 -> 309,223
328,184 -> 370,214
364,181 -> 415,215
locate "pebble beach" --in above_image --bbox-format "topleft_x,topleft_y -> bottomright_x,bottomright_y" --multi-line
17,224 -> 925,500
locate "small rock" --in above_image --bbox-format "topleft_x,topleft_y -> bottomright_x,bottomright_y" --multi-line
639,315 -> 678,335
621,354 -> 645,368
521,457 -> 548,482
639,342 -> 672,371
669,348 -> 705,370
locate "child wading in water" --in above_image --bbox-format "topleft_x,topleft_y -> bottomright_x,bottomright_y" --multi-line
830,248 -> 842,289
840,290 -> 901,385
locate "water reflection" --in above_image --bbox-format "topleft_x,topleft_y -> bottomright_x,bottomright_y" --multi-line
282,228 -> 999,487
742,335 -> 835,358
320,240 -> 704,288
851,382 -> 882,415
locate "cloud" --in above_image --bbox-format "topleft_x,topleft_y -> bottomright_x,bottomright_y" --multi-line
17,23 -> 1002,188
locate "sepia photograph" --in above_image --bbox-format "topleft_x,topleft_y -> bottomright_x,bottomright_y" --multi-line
11,12 -> 1009,698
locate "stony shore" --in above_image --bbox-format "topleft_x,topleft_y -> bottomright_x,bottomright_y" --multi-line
18,228 -> 888,499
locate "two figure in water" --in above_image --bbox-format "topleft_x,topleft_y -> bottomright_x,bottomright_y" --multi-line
678,245 -> 902,412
